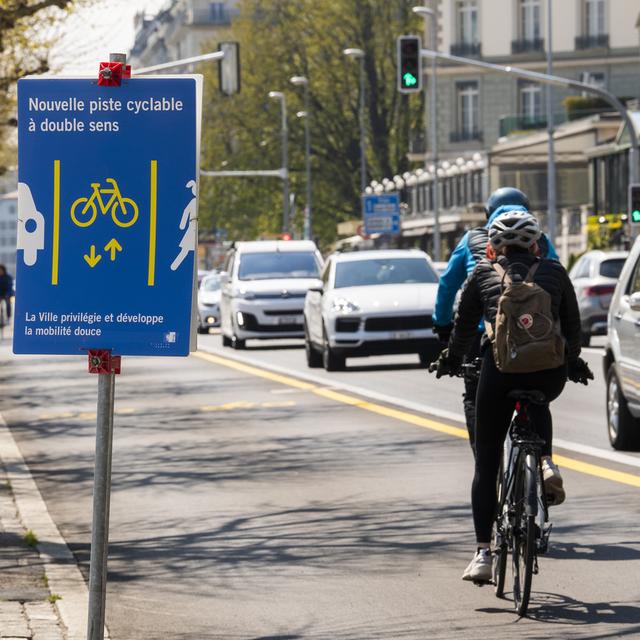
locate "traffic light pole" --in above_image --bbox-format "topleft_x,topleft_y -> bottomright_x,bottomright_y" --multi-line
420,48 -> 640,229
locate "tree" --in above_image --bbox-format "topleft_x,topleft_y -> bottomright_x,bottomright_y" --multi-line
199,0 -> 423,248
0,0 -> 77,174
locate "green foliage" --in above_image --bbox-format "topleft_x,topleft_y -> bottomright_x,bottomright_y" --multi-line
0,0 -> 79,173
199,0 -> 424,248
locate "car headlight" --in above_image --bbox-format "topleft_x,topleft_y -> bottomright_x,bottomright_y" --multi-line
234,289 -> 255,300
331,298 -> 360,314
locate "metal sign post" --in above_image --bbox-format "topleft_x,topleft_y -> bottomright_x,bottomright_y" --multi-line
86,350 -> 119,640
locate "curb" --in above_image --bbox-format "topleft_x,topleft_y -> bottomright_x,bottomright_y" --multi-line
0,410 -> 110,640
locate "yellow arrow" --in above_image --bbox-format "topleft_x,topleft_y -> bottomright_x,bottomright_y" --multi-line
83,245 -> 102,268
104,238 -> 123,261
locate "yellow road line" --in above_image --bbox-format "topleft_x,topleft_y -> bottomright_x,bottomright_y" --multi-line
194,350 -> 640,489
51,160 -> 60,285
554,454 -> 640,489
148,160 -> 157,286
194,351 -> 315,391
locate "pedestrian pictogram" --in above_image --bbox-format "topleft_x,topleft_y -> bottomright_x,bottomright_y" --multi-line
14,76 -> 202,356
70,178 -> 139,228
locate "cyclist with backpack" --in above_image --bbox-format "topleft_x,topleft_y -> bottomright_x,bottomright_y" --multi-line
432,188 -> 559,454
431,209 -> 592,583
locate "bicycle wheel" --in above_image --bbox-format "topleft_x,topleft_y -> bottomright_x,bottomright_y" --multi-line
111,198 -> 139,228
493,454 -> 508,597
70,197 -> 97,227
512,457 -> 536,616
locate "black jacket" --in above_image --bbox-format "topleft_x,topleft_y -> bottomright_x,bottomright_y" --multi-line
0,273 -> 12,298
448,251 -> 581,365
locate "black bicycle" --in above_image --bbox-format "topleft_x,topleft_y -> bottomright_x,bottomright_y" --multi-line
492,389 -> 551,616
435,357 -> 551,616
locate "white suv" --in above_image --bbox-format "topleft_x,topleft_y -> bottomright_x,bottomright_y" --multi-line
220,240 -> 323,348
303,249 -> 441,370
604,237 -> 639,449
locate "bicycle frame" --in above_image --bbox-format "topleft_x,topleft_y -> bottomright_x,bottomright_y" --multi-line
86,179 -> 121,215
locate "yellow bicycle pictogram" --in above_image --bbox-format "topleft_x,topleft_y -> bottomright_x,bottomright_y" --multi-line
70,178 -> 139,228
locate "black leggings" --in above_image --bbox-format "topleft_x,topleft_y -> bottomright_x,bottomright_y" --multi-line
472,348 -> 567,543
462,332 -> 483,454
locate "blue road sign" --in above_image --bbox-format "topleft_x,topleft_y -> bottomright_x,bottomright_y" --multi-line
363,193 -> 401,235
14,77 -> 201,356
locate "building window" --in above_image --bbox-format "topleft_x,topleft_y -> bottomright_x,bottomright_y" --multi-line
457,1 -> 478,44
576,0 -> 608,48
456,81 -> 479,140
520,0 -> 541,41
209,2 -> 228,24
580,71 -> 606,95
520,82 -> 543,123
585,0 -> 605,36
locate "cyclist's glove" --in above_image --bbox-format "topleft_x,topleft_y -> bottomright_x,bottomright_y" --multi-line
433,322 -> 454,345
568,357 -> 594,385
428,348 -> 462,378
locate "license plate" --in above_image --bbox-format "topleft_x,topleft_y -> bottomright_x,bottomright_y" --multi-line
391,331 -> 411,339
277,315 -> 301,324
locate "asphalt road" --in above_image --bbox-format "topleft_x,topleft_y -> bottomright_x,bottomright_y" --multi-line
199,333 -> 630,461
1,337 -> 640,639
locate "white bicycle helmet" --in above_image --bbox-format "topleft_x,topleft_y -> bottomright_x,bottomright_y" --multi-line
489,210 -> 541,250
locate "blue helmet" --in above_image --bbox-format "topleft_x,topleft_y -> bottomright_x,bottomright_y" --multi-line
485,187 -> 530,218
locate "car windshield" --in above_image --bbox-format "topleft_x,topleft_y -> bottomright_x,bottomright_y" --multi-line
334,257 -> 438,288
200,276 -> 220,292
238,251 -> 320,280
599,258 -> 626,279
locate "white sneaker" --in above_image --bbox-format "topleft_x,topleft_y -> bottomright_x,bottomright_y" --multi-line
462,548 -> 492,582
542,458 -> 566,506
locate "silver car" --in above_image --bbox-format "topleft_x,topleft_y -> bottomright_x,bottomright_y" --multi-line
569,250 -> 628,346
604,238 -> 640,449
197,274 -> 221,333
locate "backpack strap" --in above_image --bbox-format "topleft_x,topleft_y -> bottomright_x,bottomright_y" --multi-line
492,261 -> 512,287
524,258 -> 541,283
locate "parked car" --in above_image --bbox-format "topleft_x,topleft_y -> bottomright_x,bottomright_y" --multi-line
569,250 -> 628,346
303,249 -> 441,371
604,238 -> 640,449
197,273 -> 222,333
432,261 -> 449,276
219,240 -> 323,348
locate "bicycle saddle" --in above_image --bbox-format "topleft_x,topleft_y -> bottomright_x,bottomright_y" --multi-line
507,389 -> 547,404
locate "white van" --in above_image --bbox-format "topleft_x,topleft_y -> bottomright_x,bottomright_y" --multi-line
219,240 -> 323,348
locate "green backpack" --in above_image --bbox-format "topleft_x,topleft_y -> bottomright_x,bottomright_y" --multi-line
486,260 -> 566,373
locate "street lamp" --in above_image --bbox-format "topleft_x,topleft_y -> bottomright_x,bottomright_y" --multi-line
290,75 -> 312,240
343,47 -> 367,213
412,5 -> 441,261
268,91 -> 289,234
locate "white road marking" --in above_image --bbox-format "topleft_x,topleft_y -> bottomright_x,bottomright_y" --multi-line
198,345 -> 640,470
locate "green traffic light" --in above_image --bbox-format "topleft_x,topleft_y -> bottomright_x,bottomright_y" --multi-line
632,209 -> 640,223
403,72 -> 417,87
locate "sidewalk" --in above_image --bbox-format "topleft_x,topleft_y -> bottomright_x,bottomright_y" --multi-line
1,325 -> 94,640
0,462 -> 65,640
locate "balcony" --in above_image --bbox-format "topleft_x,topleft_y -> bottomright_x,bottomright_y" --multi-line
449,129 -> 483,143
511,38 -> 544,54
499,112 -> 568,137
450,42 -> 481,57
575,34 -> 609,49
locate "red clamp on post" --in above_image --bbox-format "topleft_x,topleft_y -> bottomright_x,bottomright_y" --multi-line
98,62 -> 123,87
88,350 -> 122,375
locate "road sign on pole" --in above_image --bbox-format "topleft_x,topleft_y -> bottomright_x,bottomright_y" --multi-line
14,76 -> 202,356
363,193 -> 401,235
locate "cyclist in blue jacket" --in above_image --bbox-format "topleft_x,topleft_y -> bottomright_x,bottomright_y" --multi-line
432,187 -> 559,453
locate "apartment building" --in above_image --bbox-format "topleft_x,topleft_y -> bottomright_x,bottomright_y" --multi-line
424,0 -> 640,156
129,0 -> 239,69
